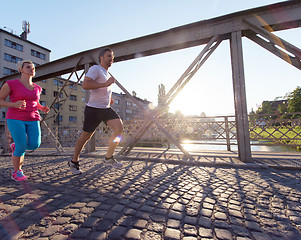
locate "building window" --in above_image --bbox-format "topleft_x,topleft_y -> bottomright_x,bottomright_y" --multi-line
4,53 -> 23,63
53,91 -> 63,98
3,67 -> 18,75
40,101 -> 46,106
5,39 -> 23,51
69,95 -> 77,101
53,79 -> 63,86
126,109 -> 133,114
69,105 -> 77,111
54,115 -> 63,124
2,112 -> 6,119
115,108 -> 120,113
41,88 -> 46,95
31,49 -> 46,60
126,101 -> 132,106
54,103 -> 62,110
114,99 -> 120,105
69,116 -> 77,123
69,83 -> 77,90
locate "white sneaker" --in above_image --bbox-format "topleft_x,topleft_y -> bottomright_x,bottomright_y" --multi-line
104,156 -> 123,168
68,159 -> 82,174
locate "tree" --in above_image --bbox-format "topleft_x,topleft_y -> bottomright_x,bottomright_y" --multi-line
255,101 -> 274,119
287,86 -> 301,114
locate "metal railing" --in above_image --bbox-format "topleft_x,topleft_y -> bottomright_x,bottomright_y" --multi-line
34,113 -> 301,152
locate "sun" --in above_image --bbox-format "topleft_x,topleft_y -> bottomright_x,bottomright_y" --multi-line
169,86 -> 203,116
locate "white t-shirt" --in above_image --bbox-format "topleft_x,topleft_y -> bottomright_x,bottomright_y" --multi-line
85,65 -> 112,108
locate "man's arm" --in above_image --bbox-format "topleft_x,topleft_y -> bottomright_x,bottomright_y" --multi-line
82,76 -> 116,90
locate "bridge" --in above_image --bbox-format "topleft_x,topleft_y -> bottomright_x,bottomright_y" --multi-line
1,1 -> 300,162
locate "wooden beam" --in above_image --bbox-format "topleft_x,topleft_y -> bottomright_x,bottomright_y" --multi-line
230,31 -> 252,163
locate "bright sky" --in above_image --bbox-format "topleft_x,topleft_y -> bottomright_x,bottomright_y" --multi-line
1,0 -> 300,116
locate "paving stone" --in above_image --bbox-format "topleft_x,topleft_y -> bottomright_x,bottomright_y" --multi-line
214,212 -> 227,220
53,217 -> 71,225
183,224 -> 197,236
86,201 -> 101,208
133,219 -> 148,228
183,237 -> 198,240
124,229 -> 142,239
198,216 -> 212,228
147,222 -> 164,232
71,227 -> 91,238
183,215 -> 197,225
215,228 -> 233,240
251,231 -> 273,240
63,208 -> 80,216
200,208 -> 213,217
107,226 -> 127,239
229,209 -> 243,218
167,219 -> 181,228
198,226 -> 213,238
143,231 -> 162,240
245,221 -> 262,231
89,231 -> 107,240
82,217 -> 99,228
164,228 -> 181,240
41,225 -> 60,237
168,210 -> 184,220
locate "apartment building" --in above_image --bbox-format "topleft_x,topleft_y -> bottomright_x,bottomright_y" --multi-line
0,28 -> 50,77
112,92 -> 151,121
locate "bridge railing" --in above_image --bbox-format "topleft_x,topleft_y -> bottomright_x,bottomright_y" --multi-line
35,112 -> 301,152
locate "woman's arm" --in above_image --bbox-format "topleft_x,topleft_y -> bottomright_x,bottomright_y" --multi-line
0,83 -> 25,109
37,102 -> 50,113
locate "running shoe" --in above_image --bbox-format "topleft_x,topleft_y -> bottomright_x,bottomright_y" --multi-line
11,170 -> 28,181
68,159 -> 82,175
104,156 -> 123,168
10,142 -> 15,156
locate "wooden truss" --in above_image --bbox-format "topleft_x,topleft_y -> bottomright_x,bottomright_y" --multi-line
40,58 -> 85,153
118,36 -> 222,159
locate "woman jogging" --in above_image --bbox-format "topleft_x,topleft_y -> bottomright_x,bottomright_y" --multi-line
0,60 -> 49,181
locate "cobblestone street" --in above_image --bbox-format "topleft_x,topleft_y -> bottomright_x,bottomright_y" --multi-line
0,153 -> 301,239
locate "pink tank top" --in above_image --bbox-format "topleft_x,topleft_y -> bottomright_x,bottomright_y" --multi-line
6,79 -> 42,121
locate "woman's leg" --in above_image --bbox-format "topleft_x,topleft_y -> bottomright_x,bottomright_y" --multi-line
25,121 -> 41,151
7,119 -> 27,171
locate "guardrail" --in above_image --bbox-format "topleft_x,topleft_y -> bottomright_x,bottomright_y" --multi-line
31,113 -> 301,152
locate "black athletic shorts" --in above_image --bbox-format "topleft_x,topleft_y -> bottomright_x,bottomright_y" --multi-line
83,106 -> 121,133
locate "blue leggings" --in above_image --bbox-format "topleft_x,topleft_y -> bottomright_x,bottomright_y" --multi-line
7,119 -> 41,157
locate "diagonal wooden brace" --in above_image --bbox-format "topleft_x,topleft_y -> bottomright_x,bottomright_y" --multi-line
118,36 -> 222,156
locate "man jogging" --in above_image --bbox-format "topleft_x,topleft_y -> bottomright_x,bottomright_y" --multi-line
68,48 -> 123,174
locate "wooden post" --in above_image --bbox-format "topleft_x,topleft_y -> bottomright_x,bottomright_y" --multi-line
224,116 -> 231,151
230,31 -> 252,162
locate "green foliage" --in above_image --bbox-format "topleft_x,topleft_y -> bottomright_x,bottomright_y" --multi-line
254,86 -> 300,119
287,86 -> 301,116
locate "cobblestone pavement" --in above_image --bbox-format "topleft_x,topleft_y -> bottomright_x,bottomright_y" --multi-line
0,155 -> 301,240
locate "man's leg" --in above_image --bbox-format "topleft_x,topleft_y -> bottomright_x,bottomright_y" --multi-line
105,118 -> 123,158
72,130 -> 95,162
